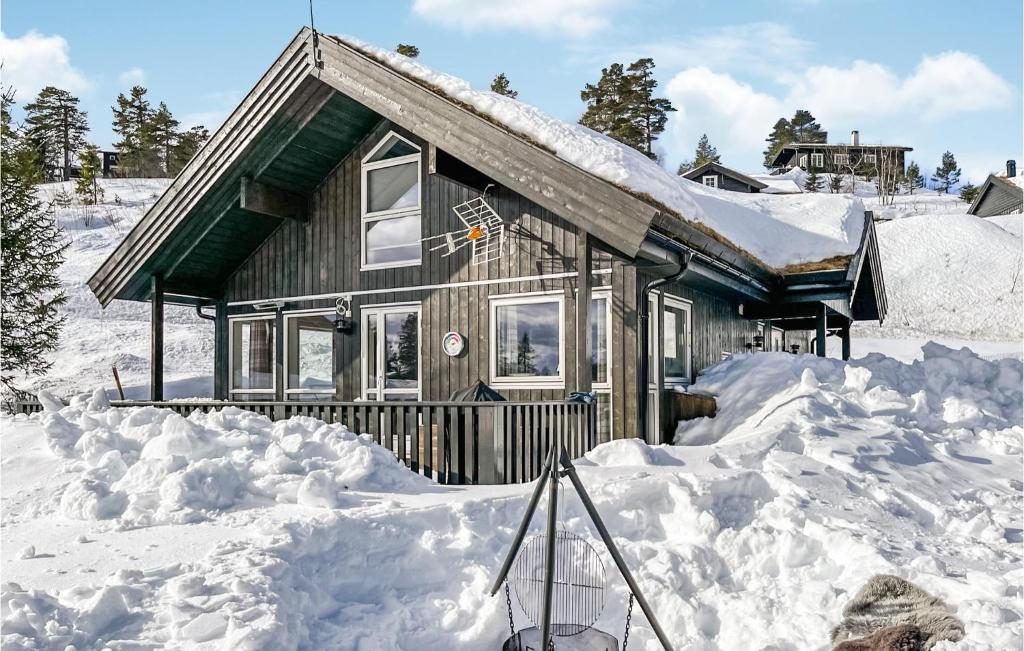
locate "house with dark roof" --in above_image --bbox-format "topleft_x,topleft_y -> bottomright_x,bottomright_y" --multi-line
681,162 -> 767,193
85,29 -> 887,481
770,130 -> 912,175
968,161 -> 1023,217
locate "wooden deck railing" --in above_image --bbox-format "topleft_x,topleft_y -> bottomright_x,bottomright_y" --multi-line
9,399 -> 596,485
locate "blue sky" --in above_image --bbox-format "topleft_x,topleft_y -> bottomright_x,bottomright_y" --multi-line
3,0 -> 1021,182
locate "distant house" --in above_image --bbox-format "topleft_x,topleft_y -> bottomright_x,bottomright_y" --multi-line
681,162 -> 767,194
968,161 -> 1023,217
770,130 -> 912,175
102,151 -> 120,178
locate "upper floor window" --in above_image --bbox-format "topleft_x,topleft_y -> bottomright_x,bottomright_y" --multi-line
361,132 -> 422,270
810,153 -> 824,168
862,153 -> 877,165
834,153 -> 849,166
702,175 -> 718,188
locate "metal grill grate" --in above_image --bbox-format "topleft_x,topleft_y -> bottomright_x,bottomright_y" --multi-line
511,530 -> 607,637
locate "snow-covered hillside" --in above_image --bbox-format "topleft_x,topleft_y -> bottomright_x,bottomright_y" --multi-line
22,180 -> 213,399
2,346 -> 1020,648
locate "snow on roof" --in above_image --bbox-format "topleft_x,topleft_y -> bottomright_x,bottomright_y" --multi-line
335,35 -> 865,271
749,169 -> 807,195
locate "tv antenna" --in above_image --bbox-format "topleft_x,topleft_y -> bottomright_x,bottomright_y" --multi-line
308,0 -> 324,71
422,184 -> 505,265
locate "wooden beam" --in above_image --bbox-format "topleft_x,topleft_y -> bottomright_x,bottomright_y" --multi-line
240,176 -> 308,221
151,275 -> 164,401
841,324 -> 851,361
214,300 -> 229,399
575,233 -> 593,393
815,305 -> 827,358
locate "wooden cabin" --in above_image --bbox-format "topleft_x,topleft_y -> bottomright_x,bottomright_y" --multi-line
87,29 -> 886,459
680,162 -> 767,193
968,161 -> 1023,217
771,131 -> 912,175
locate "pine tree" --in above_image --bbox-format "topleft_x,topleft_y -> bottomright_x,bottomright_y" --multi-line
579,59 -> 675,161
24,86 -> 89,181
1,90 -> 68,393
790,109 -> 827,143
169,125 -> 209,176
692,133 -> 721,168
905,161 -> 925,194
959,182 -> 979,204
516,333 -> 537,374
803,166 -> 821,193
75,144 -> 104,205
112,85 -> 159,177
763,118 -> 793,169
676,159 -> 694,175
931,151 -> 961,194
148,102 -> 180,176
490,73 -> 518,98
396,43 -> 419,58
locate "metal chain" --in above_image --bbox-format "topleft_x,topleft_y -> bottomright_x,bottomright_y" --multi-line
504,581 -> 516,637
622,593 -> 635,651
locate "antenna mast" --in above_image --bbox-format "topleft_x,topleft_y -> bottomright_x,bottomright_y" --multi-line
308,0 -> 324,71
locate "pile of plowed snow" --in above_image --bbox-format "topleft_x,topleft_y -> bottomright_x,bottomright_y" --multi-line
3,346 -> 1021,649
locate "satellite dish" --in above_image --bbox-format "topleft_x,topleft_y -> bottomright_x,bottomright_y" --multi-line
511,530 -> 607,637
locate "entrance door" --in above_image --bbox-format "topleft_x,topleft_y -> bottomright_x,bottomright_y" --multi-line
362,304 -> 421,400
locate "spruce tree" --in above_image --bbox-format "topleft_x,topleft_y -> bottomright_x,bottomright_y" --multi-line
148,102 -> 180,176
580,59 -> 674,161
169,125 -> 209,176
395,43 -> 419,58
75,144 -> 104,205
958,182 -> 979,204
692,133 -> 721,168
763,118 -> 793,169
803,166 -> 821,193
1,90 -> 68,393
931,151 -> 961,194
490,73 -> 518,98
112,85 -> 159,177
905,161 -> 925,194
829,174 -> 843,193
24,86 -> 89,181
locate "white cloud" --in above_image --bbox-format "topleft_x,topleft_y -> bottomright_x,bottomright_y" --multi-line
411,0 -> 629,38
0,30 -> 92,98
118,67 -> 145,85
899,51 -> 1013,121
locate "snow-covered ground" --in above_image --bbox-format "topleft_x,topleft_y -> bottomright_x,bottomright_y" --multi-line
18,180 -> 213,400
3,345 -> 1020,649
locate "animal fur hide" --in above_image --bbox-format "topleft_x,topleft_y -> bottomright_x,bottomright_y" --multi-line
831,575 -> 965,650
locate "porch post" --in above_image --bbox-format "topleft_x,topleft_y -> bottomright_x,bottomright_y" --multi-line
150,274 -> 164,401
815,304 -> 827,358
841,322 -> 851,361
214,300 -> 229,399
575,233 -> 593,393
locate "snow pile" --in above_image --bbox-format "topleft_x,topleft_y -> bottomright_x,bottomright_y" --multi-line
5,346 -> 1020,649
35,390 -> 427,526
18,179 -> 213,400
861,213 -> 1022,342
750,167 -> 807,194
336,35 -> 865,270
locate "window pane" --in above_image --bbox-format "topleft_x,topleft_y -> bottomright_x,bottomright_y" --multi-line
366,316 -> 378,390
365,215 -> 421,266
496,302 -> 561,378
367,135 -> 419,163
591,297 -> 607,385
367,162 -> 418,213
596,391 -> 611,442
232,319 -> 275,390
384,311 -> 419,389
287,314 -> 335,391
664,304 -> 688,381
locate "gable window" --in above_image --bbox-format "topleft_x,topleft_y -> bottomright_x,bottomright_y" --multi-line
810,153 -> 824,168
285,311 -> 336,395
490,293 -> 564,388
230,316 -> 276,394
862,153 -> 877,165
663,296 -> 692,385
834,153 -> 849,166
702,175 -> 718,188
361,132 -> 422,270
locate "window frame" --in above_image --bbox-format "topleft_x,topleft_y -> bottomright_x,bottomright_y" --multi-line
662,294 -> 693,386
799,154 -> 808,168
833,153 -> 849,166
360,301 -> 423,401
360,131 -> 423,271
702,175 -> 718,188
283,309 -> 337,395
590,290 -> 613,391
810,153 -> 824,168
228,314 -> 278,395
862,152 -> 877,165
489,291 -> 566,389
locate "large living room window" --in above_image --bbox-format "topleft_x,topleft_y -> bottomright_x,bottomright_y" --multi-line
490,293 -> 564,388
230,316 -> 276,394
284,311 -> 336,395
361,132 -> 422,270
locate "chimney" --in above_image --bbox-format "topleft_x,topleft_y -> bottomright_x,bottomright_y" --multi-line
1008,160 -> 1017,178
851,130 -> 860,146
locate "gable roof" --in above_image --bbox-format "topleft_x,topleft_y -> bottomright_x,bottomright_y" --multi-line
968,174 -> 1024,217
681,162 -> 768,190
89,28 -> 881,313
770,142 -> 913,168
